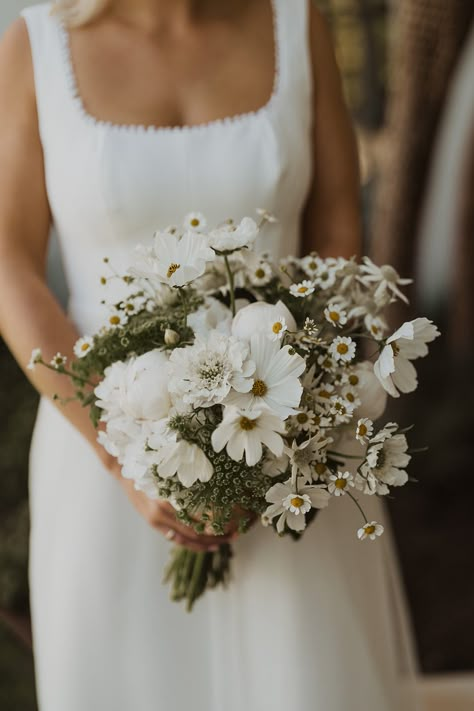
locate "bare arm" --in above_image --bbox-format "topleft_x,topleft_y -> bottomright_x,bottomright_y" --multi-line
302,6 -> 362,259
0,20 -> 231,551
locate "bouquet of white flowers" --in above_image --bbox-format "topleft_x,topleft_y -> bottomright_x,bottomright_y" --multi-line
30,211 -> 439,610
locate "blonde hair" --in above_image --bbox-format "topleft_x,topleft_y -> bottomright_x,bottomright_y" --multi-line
51,0 -> 111,27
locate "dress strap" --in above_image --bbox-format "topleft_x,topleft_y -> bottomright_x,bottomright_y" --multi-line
21,3 -> 74,140
273,0 -> 312,104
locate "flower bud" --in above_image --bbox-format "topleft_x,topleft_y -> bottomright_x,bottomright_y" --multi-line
164,329 -> 180,346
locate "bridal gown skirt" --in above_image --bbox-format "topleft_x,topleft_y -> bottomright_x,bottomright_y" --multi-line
30,397 -> 418,711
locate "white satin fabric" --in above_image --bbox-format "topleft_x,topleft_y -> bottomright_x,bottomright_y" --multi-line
23,2 -> 418,709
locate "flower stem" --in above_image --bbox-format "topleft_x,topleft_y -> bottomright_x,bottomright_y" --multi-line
346,491 -> 369,524
178,288 -> 188,328
223,255 -> 236,316
40,361 -> 96,388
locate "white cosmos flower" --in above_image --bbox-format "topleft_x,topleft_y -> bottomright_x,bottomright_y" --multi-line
328,471 -> 354,496
211,407 -> 286,467
289,280 -> 315,298
357,423 -> 411,492
357,521 -> 384,541
151,434 -> 214,488
359,257 -> 412,305
374,318 -> 440,397
231,300 -> 297,341
225,334 -> 306,418
208,216 -> 259,252
349,361 -> 387,420
263,477 -> 330,533
324,303 -> 348,328
74,336 -> 94,359
130,230 -> 215,287
329,336 -> 356,363
355,418 -> 374,444
168,330 -> 255,409
27,348 -> 43,371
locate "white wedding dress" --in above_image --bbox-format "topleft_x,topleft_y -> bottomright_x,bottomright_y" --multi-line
23,2 -> 418,709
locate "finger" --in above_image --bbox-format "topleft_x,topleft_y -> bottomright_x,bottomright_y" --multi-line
156,505 -> 235,546
155,524 -> 219,553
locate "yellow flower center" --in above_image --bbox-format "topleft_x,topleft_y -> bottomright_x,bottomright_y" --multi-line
167,263 -> 181,278
291,496 -> 305,508
346,393 -> 355,403
81,343 -> 90,352
251,379 -> 268,397
364,525 -> 376,535
358,424 -> 367,437
391,341 -> 400,356
272,321 -> 283,334
349,375 -> 359,386
298,286 -> 309,294
190,218 -> 200,227
329,311 -> 340,322
296,413 -> 308,424
335,478 -> 347,489
255,268 -> 266,279
124,303 -> 135,311
319,389 -> 331,399
315,462 -> 326,475
337,343 -> 349,355
308,261 -> 317,270
239,416 -> 256,431
100,276 -> 107,285
109,315 -> 121,325
371,325 -> 379,335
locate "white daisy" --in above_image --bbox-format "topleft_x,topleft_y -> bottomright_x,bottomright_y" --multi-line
154,438 -> 214,488
263,477 -> 330,534
374,318 -> 440,397
329,395 -> 354,423
355,418 -> 374,444
365,314 -> 387,341
329,336 -> 356,363
291,407 -> 317,433
317,352 -> 338,373
341,386 -> 361,409
183,211 -> 207,232
50,353 -> 67,369
328,471 -> 354,496
359,257 -> 412,305
248,261 -> 273,287
300,254 -> 320,278
314,382 -> 335,404
106,311 -> 128,329
27,348 -> 42,371
357,521 -> 384,541
225,334 -> 306,418
211,407 -> 286,467
74,336 -> 94,359
119,296 -> 146,316
269,317 -> 287,341
314,260 -> 337,289
324,303 -> 348,328
289,280 -> 315,298
130,230 -> 215,288
168,330 -> 255,409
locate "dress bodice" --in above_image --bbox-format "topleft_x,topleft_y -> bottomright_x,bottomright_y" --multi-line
21,0 -> 313,332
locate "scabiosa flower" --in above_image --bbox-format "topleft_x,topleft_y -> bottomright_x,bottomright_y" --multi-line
50,353 -> 67,369
211,407 -> 286,466
324,303 -> 348,328
357,521 -> 384,541
329,336 -> 356,363
27,348 -> 43,371
374,318 -> 440,397
289,280 -> 315,298
74,336 -> 94,359
263,477 -> 330,533
328,471 -> 354,496
355,418 -> 374,444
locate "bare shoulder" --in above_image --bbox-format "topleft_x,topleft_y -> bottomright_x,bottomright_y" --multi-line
0,18 -> 36,115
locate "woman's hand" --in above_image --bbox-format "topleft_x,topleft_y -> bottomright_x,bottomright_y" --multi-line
102,451 -> 238,552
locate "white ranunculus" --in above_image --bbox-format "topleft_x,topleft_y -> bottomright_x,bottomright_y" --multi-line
231,300 -> 297,341
208,217 -> 259,252
94,360 -> 129,421
119,350 -> 171,421
351,361 -> 388,421
187,297 -> 232,338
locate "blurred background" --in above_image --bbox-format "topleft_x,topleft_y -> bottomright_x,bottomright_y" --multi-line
0,1 -> 473,709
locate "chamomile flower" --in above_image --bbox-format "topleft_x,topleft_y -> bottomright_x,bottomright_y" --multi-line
291,407 -> 317,432
314,382 -> 335,404
107,312 -> 128,329
357,521 -> 384,541
329,336 -> 356,363
314,261 -> 337,289
269,317 -> 287,341
328,471 -> 354,496
329,395 -> 354,423
119,296 -> 146,316
248,261 -> 273,287
303,318 -> 319,337
74,336 -> 94,359
324,303 -> 348,328
341,386 -> 361,409
355,418 -> 374,444
300,254 -> 320,278
263,477 -> 330,533
317,352 -> 338,373
183,211 -> 207,232
289,280 -> 315,298
50,353 -> 67,369
27,348 -> 42,371
365,314 -> 387,341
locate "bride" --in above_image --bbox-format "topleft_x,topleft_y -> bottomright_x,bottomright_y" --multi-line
0,1 -> 418,709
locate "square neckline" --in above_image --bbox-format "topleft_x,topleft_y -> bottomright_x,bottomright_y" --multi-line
55,0 -> 282,135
